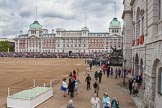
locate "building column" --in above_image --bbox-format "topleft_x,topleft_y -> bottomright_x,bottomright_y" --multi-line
18,39 -> 20,52
41,39 -> 43,52
25,39 -> 27,52
104,38 -> 106,51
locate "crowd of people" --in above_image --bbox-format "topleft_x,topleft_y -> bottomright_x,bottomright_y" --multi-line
88,60 -> 123,80
55,52 -> 141,108
60,58 -> 122,108
60,70 -> 80,98
87,63 -> 121,108
90,93 -> 119,108
0,52 -> 109,58
128,73 -> 143,97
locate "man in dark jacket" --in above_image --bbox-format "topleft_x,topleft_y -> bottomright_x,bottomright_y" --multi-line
68,78 -> 75,98
85,74 -> 91,91
128,77 -> 133,95
98,71 -> 102,83
106,66 -> 110,78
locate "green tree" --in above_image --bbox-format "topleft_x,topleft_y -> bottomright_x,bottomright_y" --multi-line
0,41 -> 14,52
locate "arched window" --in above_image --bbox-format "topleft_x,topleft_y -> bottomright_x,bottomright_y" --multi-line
158,68 -> 162,95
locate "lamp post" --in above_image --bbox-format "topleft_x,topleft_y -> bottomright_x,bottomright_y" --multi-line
123,59 -> 126,85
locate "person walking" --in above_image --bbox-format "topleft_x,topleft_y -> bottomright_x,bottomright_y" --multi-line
93,79 -> 100,97
68,72 -> 73,95
132,80 -> 139,97
111,97 -> 119,108
110,67 -> 113,78
90,93 -> 100,108
68,78 -> 75,98
102,92 -> 111,108
115,68 -> 118,79
136,73 -> 143,88
118,68 -> 121,78
72,70 -> 77,81
94,71 -> 99,79
102,64 -> 106,75
74,79 -> 80,94
106,66 -> 110,78
128,77 -> 133,95
60,78 -> 68,97
85,74 -> 91,91
67,99 -> 75,108
90,61 -> 93,70
98,70 -> 103,83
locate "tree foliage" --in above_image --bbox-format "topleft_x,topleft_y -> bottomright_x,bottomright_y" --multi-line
0,41 -> 14,52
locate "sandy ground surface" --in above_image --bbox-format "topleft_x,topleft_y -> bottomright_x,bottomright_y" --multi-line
0,58 -> 136,108
0,58 -> 86,107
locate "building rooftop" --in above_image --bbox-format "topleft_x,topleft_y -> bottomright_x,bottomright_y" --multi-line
30,21 -> 42,30
110,18 -> 121,27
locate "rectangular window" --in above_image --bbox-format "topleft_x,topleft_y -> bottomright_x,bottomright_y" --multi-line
160,0 -> 162,19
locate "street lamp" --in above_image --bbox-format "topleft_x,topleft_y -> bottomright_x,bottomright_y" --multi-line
123,59 -> 127,85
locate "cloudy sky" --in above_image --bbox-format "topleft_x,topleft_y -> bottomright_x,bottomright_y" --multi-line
0,0 -> 123,38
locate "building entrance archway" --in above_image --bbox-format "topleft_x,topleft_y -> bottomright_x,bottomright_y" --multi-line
140,58 -> 143,75
134,53 -> 139,76
69,51 -> 73,56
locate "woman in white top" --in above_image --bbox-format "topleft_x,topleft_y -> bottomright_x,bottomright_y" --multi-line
90,93 -> 100,108
61,78 -> 68,97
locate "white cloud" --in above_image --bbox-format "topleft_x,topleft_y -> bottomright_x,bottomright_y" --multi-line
0,0 -> 123,38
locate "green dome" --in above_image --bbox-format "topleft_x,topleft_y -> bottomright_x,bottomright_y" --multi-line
110,18 -> 121,27
30,21 -> 42,29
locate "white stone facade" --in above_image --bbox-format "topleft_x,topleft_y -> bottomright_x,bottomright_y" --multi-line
122,0 -> 134,70
15,18 -> 123,54
123,0 -> 162,107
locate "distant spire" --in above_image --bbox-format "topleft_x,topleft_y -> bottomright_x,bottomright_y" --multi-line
35,6 -> 37,21
2,30 -> 5,38
85,15 -> 87,27
114,1 -> 116,18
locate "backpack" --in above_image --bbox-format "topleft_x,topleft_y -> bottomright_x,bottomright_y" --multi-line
93,82 -> 98,88
105,102 -> 111,108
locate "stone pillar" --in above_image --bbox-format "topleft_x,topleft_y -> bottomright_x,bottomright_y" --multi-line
18,39 -> 20,52
25,39 -> 27,52
104,37 -> 106,51
41,39 -> 42,52
144,73 -> 156,108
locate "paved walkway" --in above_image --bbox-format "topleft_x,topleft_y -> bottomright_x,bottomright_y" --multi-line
37,66 -> 136,108
126,74 -> 145,108
131,88 -> 145,108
